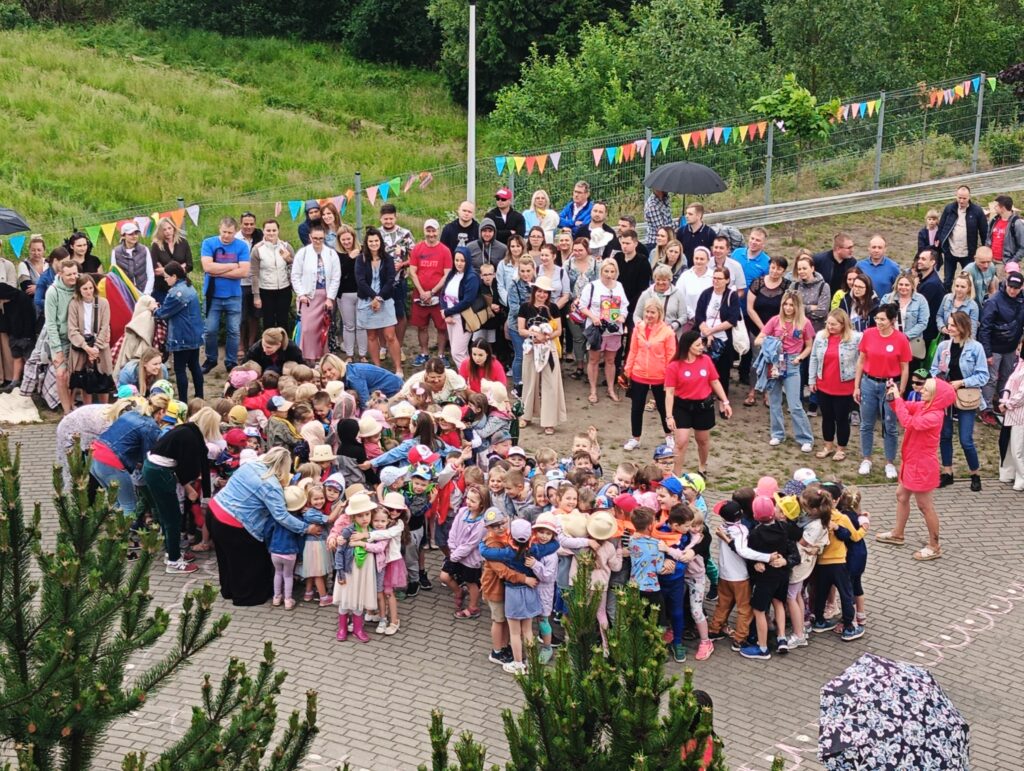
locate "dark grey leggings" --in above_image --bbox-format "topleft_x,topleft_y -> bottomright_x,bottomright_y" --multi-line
629,381 -> 669,438
818,392 -> 854,446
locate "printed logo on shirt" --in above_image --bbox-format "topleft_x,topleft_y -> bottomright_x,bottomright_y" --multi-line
886,345 -> 894,352
600,295 -> 623,323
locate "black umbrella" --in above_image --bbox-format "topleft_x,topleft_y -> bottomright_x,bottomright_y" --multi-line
643,162 -> 727,195
819,653 -> 970,770
0,208 -> 30,236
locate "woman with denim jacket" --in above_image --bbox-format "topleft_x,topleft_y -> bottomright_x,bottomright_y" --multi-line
90,394 -> 168,516
936,273 -> 980,338
881,271 -> 929,365
154,261 -> 204,400
931,311 -> 988,491
809,309 -> 862,461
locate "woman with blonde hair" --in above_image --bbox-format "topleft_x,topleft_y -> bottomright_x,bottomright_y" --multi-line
523,189 -> 559,243
90,393 -> 168,516
808,309 -> 862,460
649,226 -> 676,267
756,290 -> 815,451
623,297 -> 677,450
335,224 -> 368,361
141,406 -> 221,575
242,326 -> 304,373
117,345 -> 168,395
580,257 -> 629,403
150,216 -> 193,302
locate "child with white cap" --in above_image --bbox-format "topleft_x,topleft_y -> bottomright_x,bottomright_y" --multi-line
503,518 -> 544,674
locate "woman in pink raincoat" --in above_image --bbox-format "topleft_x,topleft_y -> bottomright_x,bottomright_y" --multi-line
875,377 -> 956,561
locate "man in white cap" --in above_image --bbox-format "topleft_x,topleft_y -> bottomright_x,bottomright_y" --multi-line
409,219 -> 453,366
111,222 -> 154,296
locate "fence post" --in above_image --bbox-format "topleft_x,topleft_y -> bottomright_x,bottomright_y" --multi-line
764,122 -> 774,205
644,127 -> 653,194
354,172 -> 363,232
176,197 -> 186,237
873,91 -> 886,190
508,167 -> 515,207
972,73 -> 986,173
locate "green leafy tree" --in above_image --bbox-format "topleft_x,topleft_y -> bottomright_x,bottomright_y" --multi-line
0,436 -> 317,770
419,552 -> 725,770
750,73 -> 840,143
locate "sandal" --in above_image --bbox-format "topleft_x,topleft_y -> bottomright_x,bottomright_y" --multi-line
544,427 -> 555,436
588,393 -> 598,404
743,393 -> 756,407
815,446 -> 834,459
607,391 -> 620,402
832,449 -> 847,461
191,542 -> 214,552
519,418 -> 530,428
875,531 -> 905,545
454,608 -> 481,620
913,545 -> 942,561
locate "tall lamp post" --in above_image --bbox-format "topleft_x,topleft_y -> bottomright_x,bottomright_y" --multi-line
467,0 -> 476,203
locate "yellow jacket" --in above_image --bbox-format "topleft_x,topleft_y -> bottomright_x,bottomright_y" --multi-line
818,510 -> 865,566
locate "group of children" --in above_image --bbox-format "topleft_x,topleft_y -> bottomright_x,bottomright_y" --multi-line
153,352 -> 871,667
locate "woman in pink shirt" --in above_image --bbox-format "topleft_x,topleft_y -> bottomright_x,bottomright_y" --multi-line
756,291 -> 815,452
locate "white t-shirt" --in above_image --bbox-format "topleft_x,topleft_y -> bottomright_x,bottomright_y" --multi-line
676,267 -> 714,319
581,280 -> 629,331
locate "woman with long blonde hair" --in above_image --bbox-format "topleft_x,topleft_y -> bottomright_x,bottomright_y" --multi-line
755,290 -> 815,451
523,189 -> 559,243
808,309 -> 862,460
150,216 -> 193,302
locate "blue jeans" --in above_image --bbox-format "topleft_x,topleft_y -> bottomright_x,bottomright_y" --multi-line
508,324 -> 525,384
204,295 -> 242,365
941,408 -> 979,470
90,458 -> 137,514
859,376 -> 899,462
768,357 -> 813,445
660,577 -> 687,645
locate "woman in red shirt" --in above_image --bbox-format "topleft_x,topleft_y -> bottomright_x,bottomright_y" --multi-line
623,297 -> 677,452
664,330 -> 732,476
808,309 -> 862,460
458,340 -> 507,393
854,304 -> 912,479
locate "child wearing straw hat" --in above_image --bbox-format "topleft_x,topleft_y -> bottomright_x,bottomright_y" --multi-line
333,492 -> 385,642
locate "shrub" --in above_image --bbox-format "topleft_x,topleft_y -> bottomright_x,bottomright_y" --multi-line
983,127 -> 1024,166
0,0 -> 32,28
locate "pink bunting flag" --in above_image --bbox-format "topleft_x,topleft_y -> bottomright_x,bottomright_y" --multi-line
592,148 -> 603,167
840,104 -> 849,120
332,195 -> 344,212
418,172 -> 434,190
634,139 -> 647,158
963,80 -> 971,95
274,201 -> 282,217
705,128 -> 714,144
366,186 -> 378,205
404,174 -> 417,193
549,151 -> 561,170
850,103 -> 861,118
713,127 -> 723,144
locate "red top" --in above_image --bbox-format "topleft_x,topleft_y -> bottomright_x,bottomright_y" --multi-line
664,355 -> 719,400
209,498 -> 244,528
990,218 -> 1008,262
91,440 -> 125,470
858,327 -> 911,378
818,335 -> 854,396
409,241 -> 453,291
458,358 -> 508,393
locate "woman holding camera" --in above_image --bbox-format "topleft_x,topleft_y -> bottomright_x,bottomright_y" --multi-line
580,258 -> 629,404
67,273 -> 113,406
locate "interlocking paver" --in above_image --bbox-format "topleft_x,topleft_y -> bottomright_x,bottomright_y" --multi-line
5,423 -> 1023,770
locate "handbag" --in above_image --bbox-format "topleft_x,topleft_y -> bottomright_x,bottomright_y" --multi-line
460,291 -> 494,332
732,317 -> 750,356
954,386 -> 981,411
70,364 -> 114,395
910,337 -> 926,359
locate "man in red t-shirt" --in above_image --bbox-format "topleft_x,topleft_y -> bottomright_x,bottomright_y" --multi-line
986,195 -> 1024,265
409,219 -> 453,366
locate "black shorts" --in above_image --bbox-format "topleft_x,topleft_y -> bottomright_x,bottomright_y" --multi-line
241,285 -> 261,319
750,575 -> 789,612
9,337 -> 34,359
441,558 -> 482,587
672,398 -> 716,431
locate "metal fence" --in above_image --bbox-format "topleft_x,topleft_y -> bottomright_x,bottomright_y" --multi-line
10,73 -> 1022,251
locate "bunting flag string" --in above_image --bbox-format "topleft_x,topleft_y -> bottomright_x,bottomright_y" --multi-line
8,235 -> 25,259
365,186 -> 378,206
549,151 -> 561,170
85,225 -> 101,245
288,201 -> 302,221
495,156 -> 507,175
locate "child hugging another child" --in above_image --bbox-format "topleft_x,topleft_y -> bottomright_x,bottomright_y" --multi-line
777,491 -> 828,651
267,486 -> 329,610
365,492 -> 409,636
502,519 -> 545,674
808,484 -> 866,641
298,483 -> 333,606
333,493 -> 386,642
439,483 -> 491,619
829,482 -> 869,627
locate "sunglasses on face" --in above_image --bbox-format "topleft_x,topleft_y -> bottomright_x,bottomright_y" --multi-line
911,380 -> 926,388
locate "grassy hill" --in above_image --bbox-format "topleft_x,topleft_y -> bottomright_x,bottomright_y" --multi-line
0,23 -> 482,239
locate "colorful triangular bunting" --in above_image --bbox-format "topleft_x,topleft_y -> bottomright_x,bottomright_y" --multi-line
682,133 -> 691,150
513,156 -> 526,173
660,137 -> 670,154
549,151 -> 561,170
757,121 -> 768,138
606,146 -> 617,164
378,181 -> 391,201
651,137 -> 662,156
536,154 -> 548,173
186,205 -> 200,226
288,201 -> 302,221
954,84 -> 964,98
592,148 -> 602,167
972,76 -> 981,93
713,127 -> 723,144
495,156 -> 507,175
85,225 -> 101,245
404,174 -> 417,193
366,186 -> 378,205
963,80 -> 971,95
988,76 -> 997,91
525,155 -> 536,174
722,126 -> 733,144
101,222 -> 117,243
634,139 -> 647,158
8,235 -> 25,259
134,216 -> 152,237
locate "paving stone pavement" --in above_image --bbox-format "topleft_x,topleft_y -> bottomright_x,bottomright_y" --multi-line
6,422 -> 1023,770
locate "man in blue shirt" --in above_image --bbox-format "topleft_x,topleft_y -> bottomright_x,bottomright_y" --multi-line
200,217 -> 250,374
731,227 -> 770,289
856,235 -> 901,297
558,180 -> 594,238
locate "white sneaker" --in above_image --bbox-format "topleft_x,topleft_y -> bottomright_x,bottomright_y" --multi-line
375,618 -> 389,634
800,443 -> 812,453
788,635 -> 809,649
502,661 -> 527,675
885,463 -> 898,480
165,558 -> 198,574
858,460 -> 872,475
623,438 -> 640,451
769,437 -> 782,446
365,613 -> 381,623
1014,481 -> 1024,492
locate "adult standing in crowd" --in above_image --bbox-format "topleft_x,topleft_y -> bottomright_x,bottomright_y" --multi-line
581,258 -> 629,404
45,259 -> 79,414
854,304 -> 912,479
201,217 -> 250,374
523,189 -> 559,244
742,256 -> 790,406
809,309 -> 861,461
623,297 -> 676,451
249,219 -> 295,335
150,217 -> 194,303
813,232 -> 858,297
937,270 -> 979,337
67,232 -> 103,277
999,342 -> 1024,490
963,246 -> 998,306
111,223 -> 153,296
485,187 -> 525,245
875,377 -> 956,562
441,201 -> 479,255
733,227 -> 770,290
518,276 -> 567,435
676,203 -> 716,267
297,200 -> 321,246
317,204 -> 340,250
881,271 -> 928,369
66,273 -> 113,406
236,211 -> 264,361
665,330 -> 732,477
675,246 -> 713,322
648,227 -> 675,270
154,261 -> 204,400
379,203 -> 415,351
937,185 -> 988,291
291,223 -> 340,366
409,219 -> 453,367
535,243 -> 569,311
613,229 -> 652,342
565,237 -> 598,380
644,189 -> 673,250
440,249 -> 481,369
836,270 -> 878,333
465,219 -> 507,271
978,270 -> 1024,426
931,311 -> 988,491
559,181 -> 594,238
915,248 -> 945,349
209,446 -> 321,602
987,195 -> 1024,264
356,227 -> 402,374
334,224 -> 367,356
856,235 -> 901,297
637,263 -> 687,334
711,235 -> 745,294
695,266 -> 741,403
793,251 -> 830,415
757,291 -> 815,452
242,327 -> 303,374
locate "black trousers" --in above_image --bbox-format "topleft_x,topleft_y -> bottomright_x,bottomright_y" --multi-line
629,381 -> 669,437
818,392 -> 855,446
712,344 -> 735,397
172,348 -> 203,401
210,515 -> 275,606
259,287 -> 294,336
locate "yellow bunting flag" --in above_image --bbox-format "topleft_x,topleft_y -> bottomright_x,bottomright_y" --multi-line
954,84 -> 964,98
867,100 -> 877,117
513,156 -> 527,173
682,133 -> 691,150
101,222 -> 117,243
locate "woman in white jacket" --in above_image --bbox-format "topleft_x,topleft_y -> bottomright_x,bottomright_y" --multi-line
291,223 -> 341,364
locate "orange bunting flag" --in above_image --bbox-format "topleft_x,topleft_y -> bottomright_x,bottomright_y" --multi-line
713,127 -> 723,144
525,156 -> 537,174
624,143 -> 636,161
345,189 -> 355,202
681,133 -> 691,150
170,209 -> 185,227
536,154 -> 548,173
757,121 -> 768,138
318,198 -> 330,207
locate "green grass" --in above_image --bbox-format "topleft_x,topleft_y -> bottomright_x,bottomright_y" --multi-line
0,24 -> 484,239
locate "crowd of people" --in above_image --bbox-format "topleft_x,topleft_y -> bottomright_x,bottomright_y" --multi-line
10,179 -> 1024,670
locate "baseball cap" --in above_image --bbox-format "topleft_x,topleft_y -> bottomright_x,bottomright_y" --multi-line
423,218 -> 440,232
483,507 -> 508,527
679,473 -> 706,495
227,405 -> 248,426
754,476 -> 779,498
653,444 -> 675,461
267,395 -> 292,413
660,477 -> 684,497
713,500 -> 743,522
243,426 -> 261,438
116,384 -> 138,399
120,222 -> 140,236
752,495 -> 776,523
793,467 -> 817,485
410,463 -> 433,480
408,444 -> 440,466
491,430 -> 512,444
1007,273 -> 1023,289
495,187 -> 512,201
774,493 -> 802,521
510,519 -> 532,543
380,465 -> 407,488
612,493 -> 638,514
508,446 -> 527,458
223,428 -> 248,448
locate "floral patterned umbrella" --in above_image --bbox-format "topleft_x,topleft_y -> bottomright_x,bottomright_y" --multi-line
819,653 -> 969,770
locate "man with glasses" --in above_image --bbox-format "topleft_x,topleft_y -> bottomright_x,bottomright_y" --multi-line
813,232 -> 857,296
558,181 -> 594,238
201,217 -> 250,374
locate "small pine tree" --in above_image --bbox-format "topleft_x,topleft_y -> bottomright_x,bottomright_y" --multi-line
422,552 -> 726,770
0,435 -> 318,770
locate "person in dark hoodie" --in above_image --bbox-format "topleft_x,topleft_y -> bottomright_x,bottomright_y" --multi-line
464,218 -> 507,271
297,200 -> 321,247
740,494 -> 798,660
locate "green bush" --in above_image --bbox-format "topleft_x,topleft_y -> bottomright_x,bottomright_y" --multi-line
0,1 -> 32,28
817,169 -> 844,189
983,127 -> 1024,165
